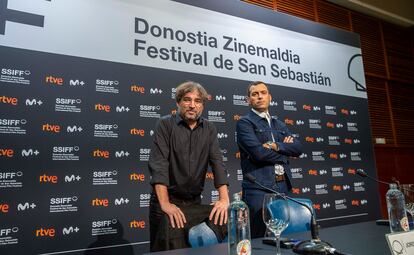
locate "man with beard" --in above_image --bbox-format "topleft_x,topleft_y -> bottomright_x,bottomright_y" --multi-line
236,81 -> 302,238
148,81 -> 229,251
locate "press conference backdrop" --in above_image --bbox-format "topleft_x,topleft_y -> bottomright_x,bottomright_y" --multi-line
0,0 -> 381,254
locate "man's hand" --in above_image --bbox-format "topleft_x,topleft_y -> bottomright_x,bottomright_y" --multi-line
283,136 -> 294,143
160,202 -> 187,228
209,198 -> 229,225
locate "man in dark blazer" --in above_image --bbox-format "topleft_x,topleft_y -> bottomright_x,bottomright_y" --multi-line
236,81 -> 303,238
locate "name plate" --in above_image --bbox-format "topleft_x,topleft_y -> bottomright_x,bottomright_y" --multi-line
386,231 -> 414,255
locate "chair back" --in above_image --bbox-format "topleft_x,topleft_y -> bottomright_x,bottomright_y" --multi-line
268,198 -> 313,235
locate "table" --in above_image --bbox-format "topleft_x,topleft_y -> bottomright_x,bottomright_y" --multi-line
144,221 -> 391,255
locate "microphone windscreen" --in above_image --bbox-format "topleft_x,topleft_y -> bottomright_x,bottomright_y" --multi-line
244,173 -> 256,183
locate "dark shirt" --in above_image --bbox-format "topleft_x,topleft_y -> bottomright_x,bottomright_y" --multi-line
149,114 -> 228,200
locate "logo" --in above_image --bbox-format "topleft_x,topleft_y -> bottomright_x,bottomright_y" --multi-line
93,149 -> 110,158
42,123 -> 61,133
62,226 -> 80,235
150,88 -> 163,94
114,197 -> 129,205
233,115 -> 241,121
313,204 -> 321,210
329,153 -> 338,159
93,171 -> 118,185
348,54 -> 366,91
116,105 -> 131,112
284,118 -> 294,125
139,193 -> 151,207
115,150 -> 129,158
217,133 -> 228,139
96,79 -> 119,94
302,187 -> 311,193
309,119 -> 321,129
55,98 -> 81,113
303,104 -> 311,111
131,85 -> 145,93
130,128 -> 145,136
39,174 -> 58,183
205,172 -> 214,180
325,105 -> 337,115
341,108 -> 349,115
139,148 -> 150,161
95,103 -> 111,112
326,122 -> 334,128
21,148 -> 40,157
64,175 -> 81,182
0,95 -> 18,105
235,151 -> 240,159
347,122 -> 358,131
92,198 -> 109,207
130,173 -> 145,181
208,111 -> 226,123
25,98 -> 43,106
308,169 -> 318,176
69,79 -> 85,86
291,188 -> 300,194
283,100 -> 297,111
67,125 -> 83,133
233,95 -> 248,106
45,75 -> 63,85
35,228 -> 55,237
17,202 -> 36,211
0,1 -> 45,35
305,136 -> 315,143
296,120 -> 304,125
315,184 -> 328,195
52,146 -> 80,161
130,220 -> 146,229
0,148 -> 14,157
0,203 -> 9,213
215,95 -> 226,101
0,119 -> 27,134
91,219 -> 118,236
94,124 -> 118,138
0,227 -> 18,237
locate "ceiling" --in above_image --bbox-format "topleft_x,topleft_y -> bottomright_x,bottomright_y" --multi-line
327,0 -> 414,27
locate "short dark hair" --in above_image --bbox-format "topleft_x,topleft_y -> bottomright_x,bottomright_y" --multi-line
247,81 -> 269,96
175,81 -> 208,103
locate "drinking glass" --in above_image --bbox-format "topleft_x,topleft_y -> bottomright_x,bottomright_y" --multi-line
263,193 -> 290,255
400,184 -> 414,227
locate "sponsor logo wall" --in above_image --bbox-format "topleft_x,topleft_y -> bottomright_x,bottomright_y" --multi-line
0,0 -> 380,254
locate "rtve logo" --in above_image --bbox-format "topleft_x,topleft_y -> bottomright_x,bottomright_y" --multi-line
326,122 -> 335,128
131,85 -> 145,93
45,75 -> 64,86
284,118 -> 294,125
0,203 -> 9,213
351,200 -> 360,206
347,168 -> 356,175
333,185 -> 342,191
305,136 -> 315,143
0,95 -> 18,105
291,188 -> 300,194
0,0 -> 45,35
308,169 -> 318,176
302,104 -> 311,111
130,220 -> 146,229
35,227 -> 55,238
130,173 -> 145,181
344,138 -> 353,144
233,115 -> 241,121
39,174 -> 58,183
313,204 -> 321,210
0,148 -> 14,157
205,172 -> 214,180
95,103 -> 111,112
341,108 -> 349,115
42,123 -> 61,133
91,198 -> 109,207
130,128 -> 145,136
93,149 -> 110,158
235,151 -> 240,159
329,153 -> 338,159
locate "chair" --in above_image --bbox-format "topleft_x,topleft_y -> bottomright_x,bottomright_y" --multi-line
268,198 -> 314,235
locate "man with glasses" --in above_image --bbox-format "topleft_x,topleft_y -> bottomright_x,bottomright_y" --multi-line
149,81 -> 229,251
236,81 -> 302,238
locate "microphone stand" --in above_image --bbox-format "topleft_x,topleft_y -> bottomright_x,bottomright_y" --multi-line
245,174 -> 335,255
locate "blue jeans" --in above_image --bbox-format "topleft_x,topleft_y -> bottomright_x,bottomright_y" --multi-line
242,181 -> 288,238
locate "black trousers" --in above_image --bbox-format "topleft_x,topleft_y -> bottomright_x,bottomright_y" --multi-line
149,195 -> 226,252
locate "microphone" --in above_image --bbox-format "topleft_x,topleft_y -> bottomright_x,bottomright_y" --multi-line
245,173 -> 336,255
356,169 -> 414,192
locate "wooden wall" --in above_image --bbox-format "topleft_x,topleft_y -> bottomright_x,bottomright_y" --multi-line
242,0 -> 414,218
